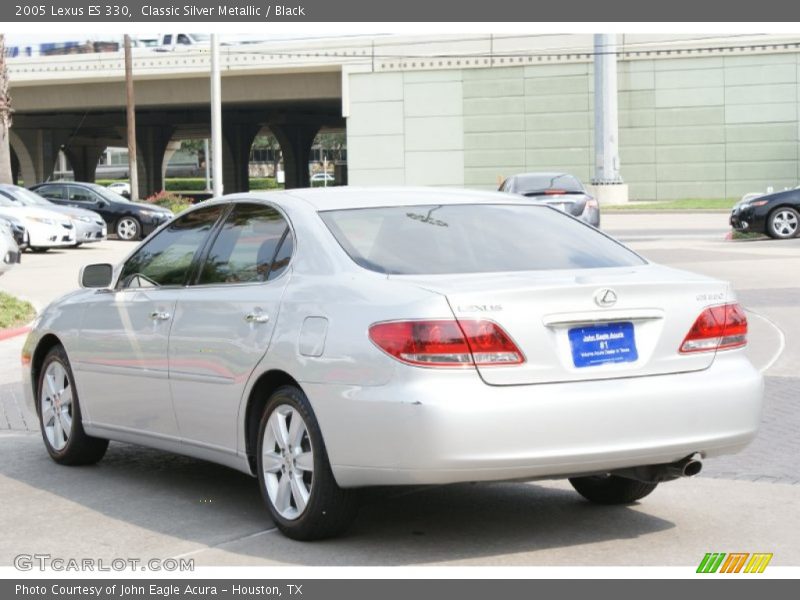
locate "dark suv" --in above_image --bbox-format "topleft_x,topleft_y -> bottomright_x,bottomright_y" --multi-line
30,182 -> 173,241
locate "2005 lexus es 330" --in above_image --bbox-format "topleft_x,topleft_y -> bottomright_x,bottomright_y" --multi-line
22,188 -> 763,540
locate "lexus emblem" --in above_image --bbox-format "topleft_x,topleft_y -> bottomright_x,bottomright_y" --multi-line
594,288 -> 618,307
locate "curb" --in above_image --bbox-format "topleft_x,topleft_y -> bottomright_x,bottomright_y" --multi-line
0,325 -> 31,342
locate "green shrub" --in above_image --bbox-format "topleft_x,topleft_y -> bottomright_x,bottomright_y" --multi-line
143,191 -> 192,214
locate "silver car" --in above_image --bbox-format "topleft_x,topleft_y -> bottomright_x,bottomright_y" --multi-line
0,185 -> 107,247
0,218 -> 21,276
21,188 -> 763,540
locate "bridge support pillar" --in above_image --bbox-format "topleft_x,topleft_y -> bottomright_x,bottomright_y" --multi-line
9,129 -> 69,185
62,143 -> 106,183
135,125 -> 175,199
222,119 -> 260,194
270,122 -> 320,189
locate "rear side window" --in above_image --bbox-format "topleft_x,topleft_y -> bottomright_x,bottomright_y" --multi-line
320,204 -> 645,275
197,203 -> 292,285
118,205 -> 225,289
37,185 -> 66,200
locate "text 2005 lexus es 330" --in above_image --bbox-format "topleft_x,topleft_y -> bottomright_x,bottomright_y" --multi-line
22,188 -> 763,540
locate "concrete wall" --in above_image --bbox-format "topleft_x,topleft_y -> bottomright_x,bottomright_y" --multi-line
347,51 -> 800,200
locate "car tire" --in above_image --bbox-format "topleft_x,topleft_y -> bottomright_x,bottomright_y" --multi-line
766,207 -> 800,239
568,474 -> 657,505
37,345 -> 108,465
115,216 -> 141,241
29,247 -> 49,253
256,385 -> 358,540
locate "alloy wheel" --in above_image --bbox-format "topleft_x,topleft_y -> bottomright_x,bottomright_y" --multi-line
771,210 -> 799,238
116,218 -> 139,240
261,404 -> 314,520
41,361 -> 73,451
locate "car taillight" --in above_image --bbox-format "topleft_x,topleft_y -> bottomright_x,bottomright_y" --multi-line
679,303 -> 748,354
586,198 -> 599,209
369,319 -> 524,367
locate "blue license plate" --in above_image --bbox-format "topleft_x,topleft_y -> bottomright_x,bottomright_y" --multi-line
568,322 -> 638,368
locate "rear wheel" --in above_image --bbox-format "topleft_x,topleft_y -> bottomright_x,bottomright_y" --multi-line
29,247 -> 49,253
256,386 -> 358,540
767,207 -> 800,239
569,474 -> 657,505
37,345 -> 108,465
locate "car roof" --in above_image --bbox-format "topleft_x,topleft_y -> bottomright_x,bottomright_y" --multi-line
224,186 -> 534,211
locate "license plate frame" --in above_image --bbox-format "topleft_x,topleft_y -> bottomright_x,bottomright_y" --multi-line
568,321 -> 638,368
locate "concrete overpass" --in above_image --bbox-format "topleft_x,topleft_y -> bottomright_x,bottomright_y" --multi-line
9,33 -> 800,200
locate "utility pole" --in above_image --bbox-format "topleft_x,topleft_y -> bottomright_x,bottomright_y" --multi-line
210,34 -> 223,197
203,138 -> 211,191
0,34 -> 14,184
590,33 -> 627,204
124,35 -> 139,200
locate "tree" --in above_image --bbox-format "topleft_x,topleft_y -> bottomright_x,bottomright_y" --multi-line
0,34 -> 14,184
253,134 -> 282,178
315,132 -> 346,163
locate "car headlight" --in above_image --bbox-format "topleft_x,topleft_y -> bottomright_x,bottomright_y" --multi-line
138,209 -> 163,218
75,215 -> 93,223
28,217 -> 56,225
746,200 -> 769,208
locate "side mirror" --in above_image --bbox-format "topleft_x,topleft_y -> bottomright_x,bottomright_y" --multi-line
97,199 -> 110,208
80,263 -> 113,288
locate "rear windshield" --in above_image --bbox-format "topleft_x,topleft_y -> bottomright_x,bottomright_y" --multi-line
513,173 -> 584,194
320,204 -> 645,275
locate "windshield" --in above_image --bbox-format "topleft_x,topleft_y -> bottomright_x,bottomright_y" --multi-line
512,174 -> 584,194
190,34 -> 211,42
0,186 -> 53,207
320,204 -> 644,275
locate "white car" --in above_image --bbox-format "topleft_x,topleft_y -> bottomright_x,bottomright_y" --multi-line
21,188 -> 763,540
0,195 -> 76,252
106,182 -> 131,198
0,219 -> 21,276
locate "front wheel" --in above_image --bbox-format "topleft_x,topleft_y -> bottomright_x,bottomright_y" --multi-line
256,386 -> 358,540
115,216 -> 141,241
569,474 -> 657,505
767,207 -> 800,239
37,345 -> 108,465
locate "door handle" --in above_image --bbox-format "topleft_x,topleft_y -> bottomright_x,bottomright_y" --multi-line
245,312 -> 269,324
150,311 -> 171,321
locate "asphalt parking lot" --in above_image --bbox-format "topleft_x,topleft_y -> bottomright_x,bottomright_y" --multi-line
0,211 -> 798,567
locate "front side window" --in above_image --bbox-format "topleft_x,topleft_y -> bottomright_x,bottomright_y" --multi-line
67,186 -> 101,203
118,205 -> 225,289
198,203 -> 292,285
320,203 -> 645,275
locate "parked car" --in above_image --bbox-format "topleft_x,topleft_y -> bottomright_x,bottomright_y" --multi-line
0,219 -> 21,276
310,173 -> 335,187
0,213 -> 27,249
730,188 -> 800,239
30,181 -> 173,241
106,182 -> 131,199
499,172 -> 600,227
0,195 -> 76,252
22,188 -> 762,540
0,185 -> 107,247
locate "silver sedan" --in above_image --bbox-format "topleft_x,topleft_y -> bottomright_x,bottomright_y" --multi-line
21,188 -> 763,540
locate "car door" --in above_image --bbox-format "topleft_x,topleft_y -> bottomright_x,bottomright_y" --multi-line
168,202 -> 294,452
36,184 -> 68,205
66,185 -> 113,222
71,204 -> 226,438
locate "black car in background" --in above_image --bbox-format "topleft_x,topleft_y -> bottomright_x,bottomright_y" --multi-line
29,181 -> 173,241
731,189 -> 800,239
499,172 -> 600,227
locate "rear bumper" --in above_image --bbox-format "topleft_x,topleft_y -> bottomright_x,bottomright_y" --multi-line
306,352 -> 763,487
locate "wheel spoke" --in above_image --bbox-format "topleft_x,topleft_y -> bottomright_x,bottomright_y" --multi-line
41,402 -> 55,427
53,415 -> 64,449
59,384 -> 73,408
275,474 -> 292,512
45,372 -> 59,399
288,411 -> 306,449
60,408 -> 72,436
295,451 -> 313,472
289,474 -> 309,513
269,412 -> 290,451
